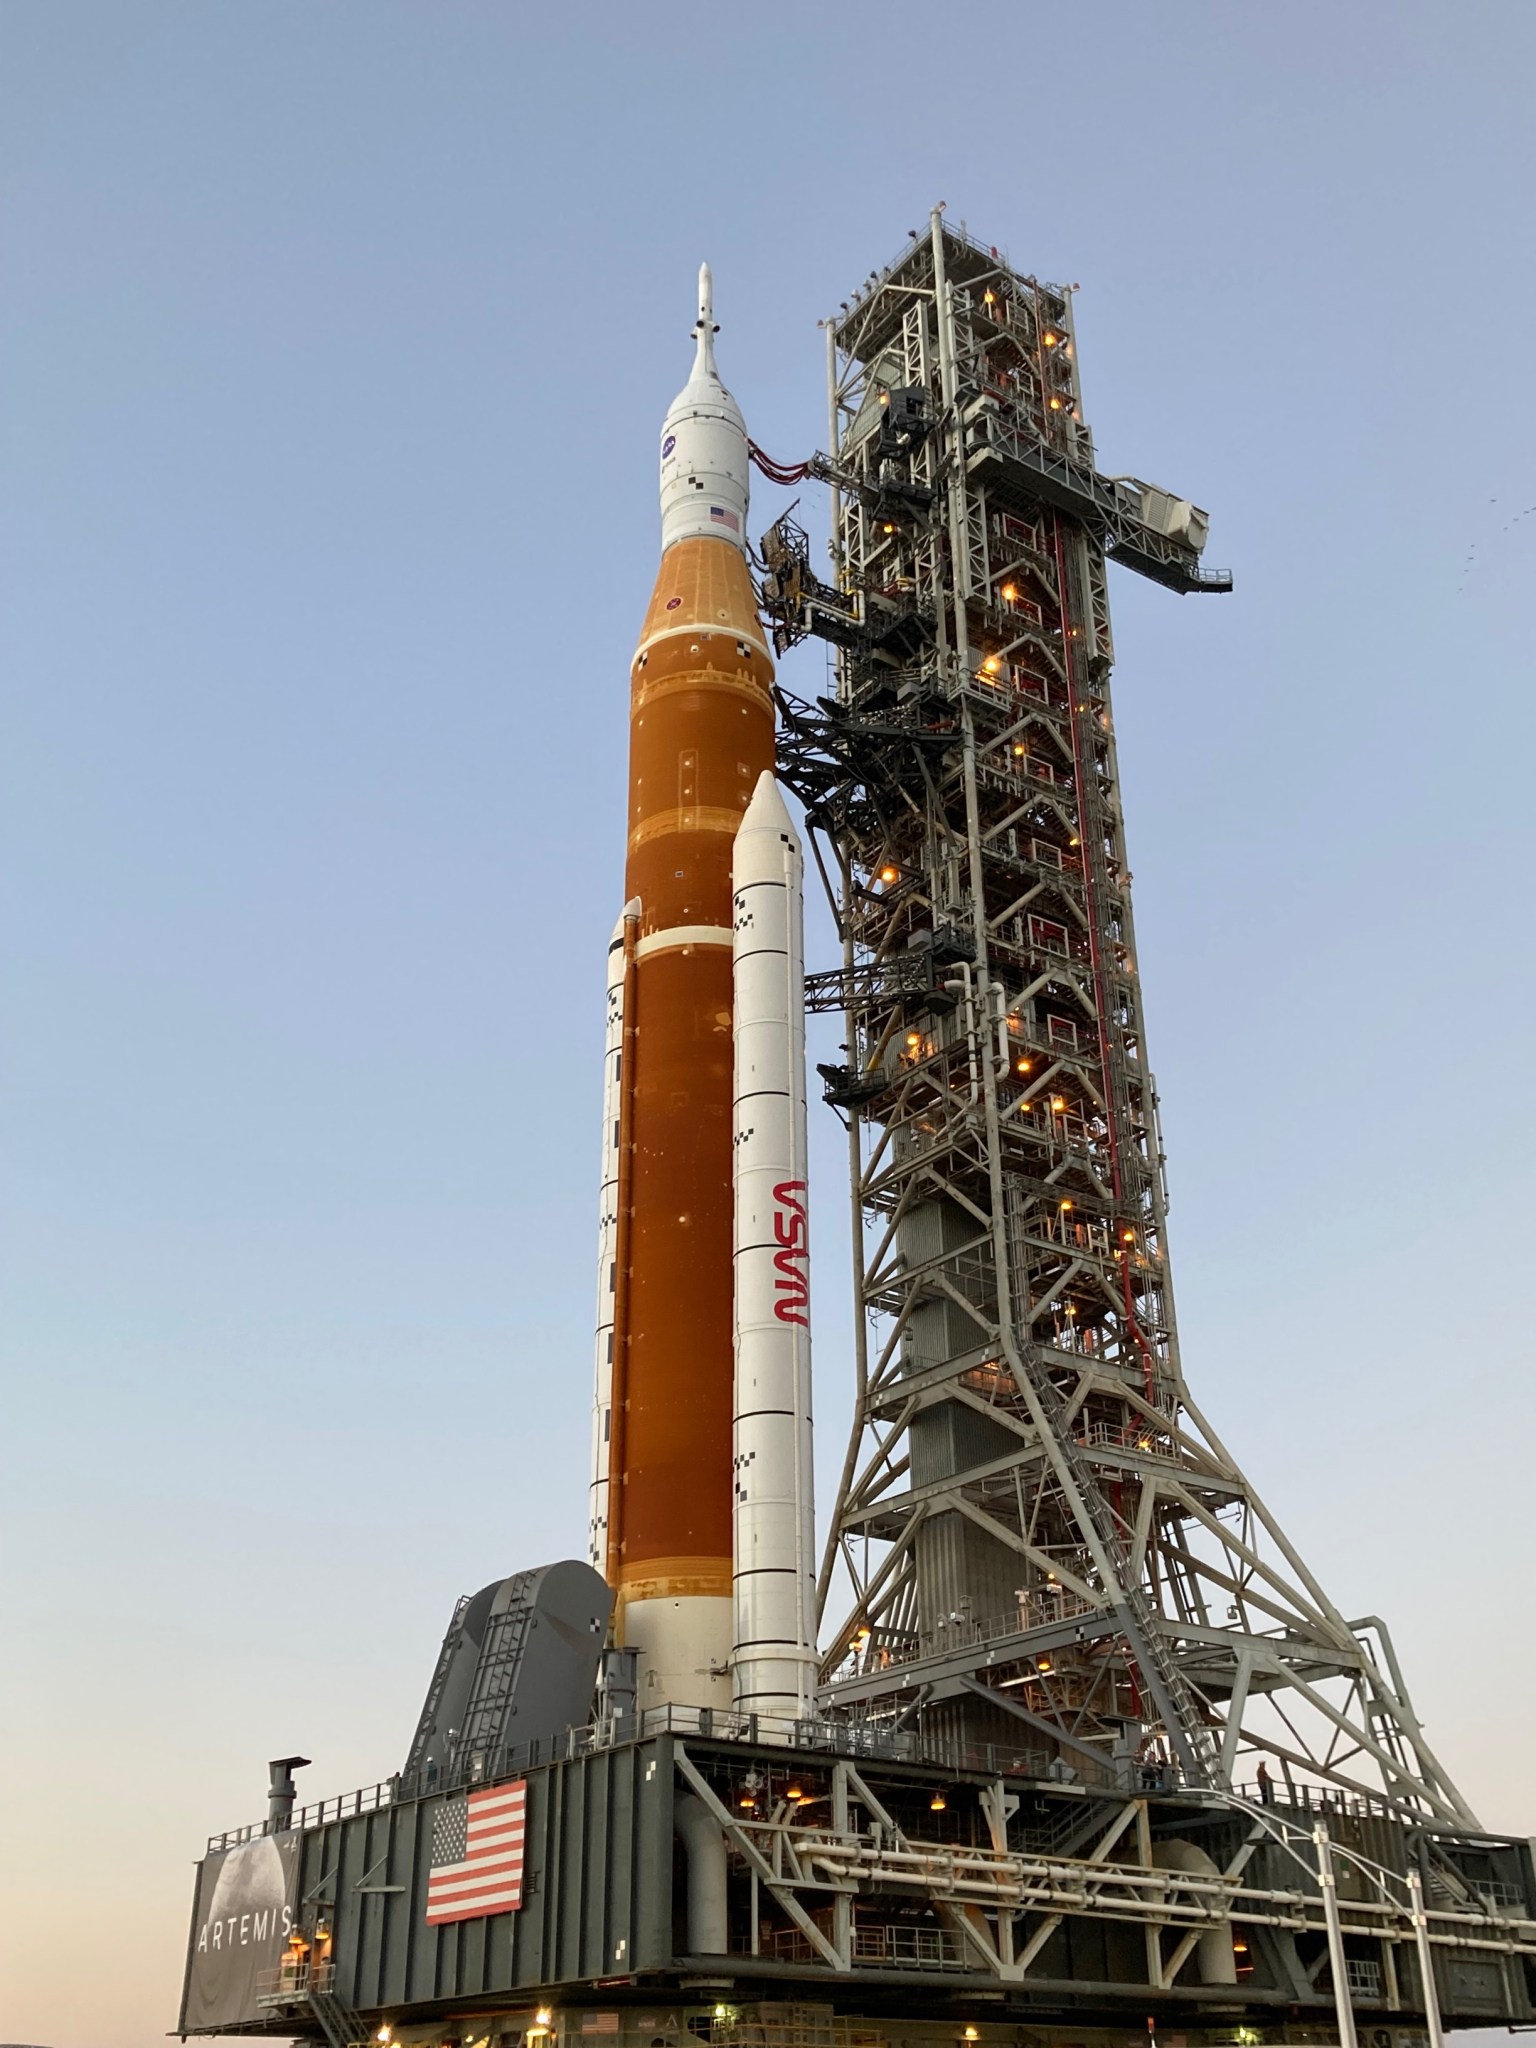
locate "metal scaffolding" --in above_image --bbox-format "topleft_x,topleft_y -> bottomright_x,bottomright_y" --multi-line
760,209 -> 1471,1825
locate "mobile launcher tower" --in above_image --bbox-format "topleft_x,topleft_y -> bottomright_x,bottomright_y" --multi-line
177,216 -> 1536,2048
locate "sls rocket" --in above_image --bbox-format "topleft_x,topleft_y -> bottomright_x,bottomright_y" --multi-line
588,267 -> 816,1720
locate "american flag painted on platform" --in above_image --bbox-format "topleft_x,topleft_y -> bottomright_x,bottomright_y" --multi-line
425,1780 -> 527,1924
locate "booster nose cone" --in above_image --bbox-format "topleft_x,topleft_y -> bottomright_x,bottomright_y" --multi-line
659,261 -> 750,554
737,765 -> 795,841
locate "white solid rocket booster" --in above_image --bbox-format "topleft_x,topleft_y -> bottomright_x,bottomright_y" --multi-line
731,771 -> 817,1720
589,899 -> 639,1577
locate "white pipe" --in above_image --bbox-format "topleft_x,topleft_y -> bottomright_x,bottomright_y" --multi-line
946,960 -> 981,1105
588,899 -> 640,1577
990,977 -> 1012,1079
731,773 -> 817,1721
674,1794 -> 729,1955
1409,1868 -> 1447,2048
1316,1823 -> 1360,2048
1154,1839 -> 1237,1984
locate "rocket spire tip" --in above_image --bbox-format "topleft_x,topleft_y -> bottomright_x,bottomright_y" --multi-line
689,261 -> 721,380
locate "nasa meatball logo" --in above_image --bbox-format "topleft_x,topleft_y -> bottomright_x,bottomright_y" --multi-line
661,434 -> 676,458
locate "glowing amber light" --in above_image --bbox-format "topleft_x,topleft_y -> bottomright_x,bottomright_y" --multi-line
1049,397 -> 1063,411
930,1790 -> 948,1811
982,654 -> 1001,673
1043,331 -> 1058,346
1017,1059 -> 1031,1074
1051,1097 -> 1066,1111
879,865 -> 898,882
1000,583 -> 1018,602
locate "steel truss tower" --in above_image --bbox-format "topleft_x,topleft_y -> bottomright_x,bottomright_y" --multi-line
761,211 -> 1472,1826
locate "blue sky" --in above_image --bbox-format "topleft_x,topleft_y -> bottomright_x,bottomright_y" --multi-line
2,5 -> 1533,2043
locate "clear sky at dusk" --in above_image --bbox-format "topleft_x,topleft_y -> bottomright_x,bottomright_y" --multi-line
2,5 -> 1534,2044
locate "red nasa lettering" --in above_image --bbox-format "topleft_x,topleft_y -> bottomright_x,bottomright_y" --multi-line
772,1180 -> 810,1327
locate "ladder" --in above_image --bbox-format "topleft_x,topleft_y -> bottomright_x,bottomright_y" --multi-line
457,1572 -> 537,1757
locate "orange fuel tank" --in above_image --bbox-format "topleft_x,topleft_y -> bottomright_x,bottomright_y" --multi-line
604,269 -> 774,1709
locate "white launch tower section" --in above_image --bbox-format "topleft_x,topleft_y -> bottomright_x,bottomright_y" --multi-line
731,773 -> 817,1719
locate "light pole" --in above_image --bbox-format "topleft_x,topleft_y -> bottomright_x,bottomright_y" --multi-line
1313,1822 -> 1358,2048
1406,1867 -> 1446,2048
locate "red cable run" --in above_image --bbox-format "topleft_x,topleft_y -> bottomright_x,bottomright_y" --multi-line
749,439 -> 812,485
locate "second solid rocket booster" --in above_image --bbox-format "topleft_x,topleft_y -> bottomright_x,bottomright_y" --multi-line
600,267 -> 777,1710
588,898 -> 638,1580
731,772 -> 817,1719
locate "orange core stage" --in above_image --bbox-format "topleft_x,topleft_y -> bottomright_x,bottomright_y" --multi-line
609,533 -> 774,1704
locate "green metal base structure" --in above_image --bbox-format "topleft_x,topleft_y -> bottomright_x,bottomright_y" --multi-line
177,1720 -> 1536,2048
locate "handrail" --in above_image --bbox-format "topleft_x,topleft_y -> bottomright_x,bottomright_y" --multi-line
207,1703 -> 1110,1850
205,1702 -> 1496,1854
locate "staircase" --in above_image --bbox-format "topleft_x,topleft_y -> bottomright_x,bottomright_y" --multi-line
1005,1316 -> 1221,1788
1018,1793 -> 1127,1859
309,1985 -> 370,2048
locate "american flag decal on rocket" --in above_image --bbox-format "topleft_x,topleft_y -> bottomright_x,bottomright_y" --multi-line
425,1781 -> 527,1924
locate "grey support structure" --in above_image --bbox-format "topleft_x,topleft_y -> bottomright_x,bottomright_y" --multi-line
761,210 -> 1470,1823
